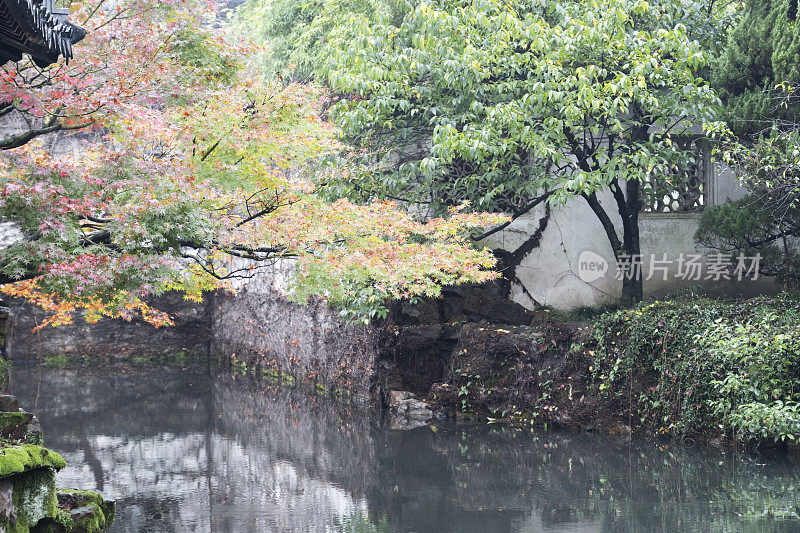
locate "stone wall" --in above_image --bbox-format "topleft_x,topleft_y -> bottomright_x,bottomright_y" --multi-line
6,263 -> 533,400
5,274 -> 385,399
209,288 -> 382,400
7,292 -> 212,360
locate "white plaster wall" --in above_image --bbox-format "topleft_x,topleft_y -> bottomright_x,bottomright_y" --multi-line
488,163 -> 779,311
713,163 -> 749,205
488,189 -> 623,310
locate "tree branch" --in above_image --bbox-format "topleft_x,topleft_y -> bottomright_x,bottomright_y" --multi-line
472,190 -> 553,241
582,192 -> 623,257
0,120 -> 94,151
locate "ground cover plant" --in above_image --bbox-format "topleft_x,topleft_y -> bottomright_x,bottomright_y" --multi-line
591,293 -> 800,444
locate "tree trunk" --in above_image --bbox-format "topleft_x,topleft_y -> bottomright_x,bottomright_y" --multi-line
620,265 -> 643,306
583,181 -> 644,307
620,180 -> 643,306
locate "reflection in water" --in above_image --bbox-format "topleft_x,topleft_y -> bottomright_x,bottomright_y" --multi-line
8,363 -> 800,533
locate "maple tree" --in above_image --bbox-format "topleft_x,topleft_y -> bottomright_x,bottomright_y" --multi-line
0,0 -> 505,328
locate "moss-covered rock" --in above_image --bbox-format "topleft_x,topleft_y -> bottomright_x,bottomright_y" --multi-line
0,476 -> 116,532
0,396 -> 112,531
0,468 -> 59,533
11,468 -> 59,531
0,446 -> 66,480
0,445 -> 67,532
0,412 -> 35,442
0,412 -> 32,430
54,489 -> 116,533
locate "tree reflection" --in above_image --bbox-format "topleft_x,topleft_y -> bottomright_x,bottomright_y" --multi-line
8,364 -> 800,533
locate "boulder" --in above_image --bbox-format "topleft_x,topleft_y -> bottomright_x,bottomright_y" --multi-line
386,390 -> 434,429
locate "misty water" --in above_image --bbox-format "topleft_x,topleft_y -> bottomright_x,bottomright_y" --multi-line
7,362 -> 800,533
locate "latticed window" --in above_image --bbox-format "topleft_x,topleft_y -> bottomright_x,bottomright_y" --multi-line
641,137 -> 708,213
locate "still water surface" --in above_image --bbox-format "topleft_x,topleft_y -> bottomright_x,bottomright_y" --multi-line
8,362 -> 800,533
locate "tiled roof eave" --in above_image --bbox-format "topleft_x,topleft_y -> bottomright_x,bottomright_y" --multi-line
1,0 -> 86,66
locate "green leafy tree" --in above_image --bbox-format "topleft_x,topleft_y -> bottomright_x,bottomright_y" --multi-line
237,0 -> 408,80
713,0 -> 800,137
326,0 -> 722,304
699,0 -> 800,282
671,0 -> 744,53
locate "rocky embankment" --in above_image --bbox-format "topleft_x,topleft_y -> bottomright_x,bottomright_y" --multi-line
5,279 -> 611,433
377,286 -> 604,430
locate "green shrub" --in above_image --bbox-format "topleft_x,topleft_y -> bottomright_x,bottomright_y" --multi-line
695,195 -> 800,287
590,293 -> 800,443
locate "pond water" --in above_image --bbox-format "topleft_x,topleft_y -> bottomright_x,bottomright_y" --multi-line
7,362 -> 800,533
